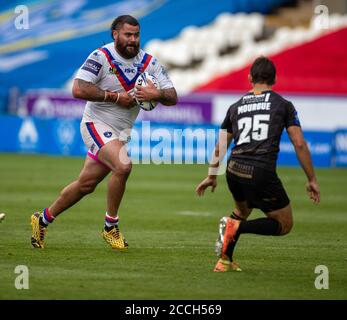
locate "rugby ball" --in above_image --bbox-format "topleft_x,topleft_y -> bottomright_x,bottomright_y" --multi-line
135,72 -> 160,111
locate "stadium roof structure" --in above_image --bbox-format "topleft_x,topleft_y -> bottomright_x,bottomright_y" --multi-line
195,27 -> 347,96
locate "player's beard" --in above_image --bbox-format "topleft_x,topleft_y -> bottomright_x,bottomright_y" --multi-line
115,40 -> 140,59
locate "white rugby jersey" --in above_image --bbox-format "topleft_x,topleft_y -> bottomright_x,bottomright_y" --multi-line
75,42 -> 174,132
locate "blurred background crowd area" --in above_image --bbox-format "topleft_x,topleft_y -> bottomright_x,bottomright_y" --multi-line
1,0 -> 347,167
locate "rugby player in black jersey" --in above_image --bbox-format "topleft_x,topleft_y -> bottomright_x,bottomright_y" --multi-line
196,56 -> 320,272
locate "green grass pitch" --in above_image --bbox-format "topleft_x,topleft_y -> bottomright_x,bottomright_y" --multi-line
0,153 -> 346,299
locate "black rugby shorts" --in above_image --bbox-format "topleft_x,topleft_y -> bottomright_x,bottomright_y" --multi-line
226,160 -> 290,213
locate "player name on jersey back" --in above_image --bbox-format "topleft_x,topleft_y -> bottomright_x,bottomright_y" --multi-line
238,92 -> 271,115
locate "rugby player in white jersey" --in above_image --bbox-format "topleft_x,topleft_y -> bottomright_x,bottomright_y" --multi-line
31,15 -> 177,250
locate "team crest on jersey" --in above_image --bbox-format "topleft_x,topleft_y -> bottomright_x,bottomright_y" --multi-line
104,131 -> 112,138
109,67 -> 119,75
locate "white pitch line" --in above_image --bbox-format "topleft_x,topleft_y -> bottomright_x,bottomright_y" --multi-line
176,211 -> 212,217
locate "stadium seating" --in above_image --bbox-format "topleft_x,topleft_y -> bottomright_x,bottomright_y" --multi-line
195,25 -> 347,95
144,12 -> 347,94
0,0 -> 297,111
1,0 -> 347,110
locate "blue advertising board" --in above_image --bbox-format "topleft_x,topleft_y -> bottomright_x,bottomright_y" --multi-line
2,115 -> 86,156
278,131 -> 334,167
334,130 -> 347,167
0,115 -> 342,168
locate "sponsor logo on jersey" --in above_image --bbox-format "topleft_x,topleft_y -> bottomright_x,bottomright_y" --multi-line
242,93 -> 268,103
112,60 -> 123,66
124,68 -> 136,74
104,131 -> 112,138
133,62 -> 144,68
82,59 -> 102,76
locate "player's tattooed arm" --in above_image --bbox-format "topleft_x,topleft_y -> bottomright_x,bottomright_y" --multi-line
157,87 -> 178,106
135,84 -> 177,106
73,79 -> 105,102
72,79 -> 136,108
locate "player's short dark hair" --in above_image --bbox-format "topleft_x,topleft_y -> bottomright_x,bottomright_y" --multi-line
110,15 -> 140,39
250,56 -> 276,85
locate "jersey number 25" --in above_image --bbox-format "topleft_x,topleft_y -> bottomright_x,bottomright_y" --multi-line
237,114 -> 270,145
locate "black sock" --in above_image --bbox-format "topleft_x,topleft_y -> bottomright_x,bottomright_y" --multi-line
225,213 -> 244,261
226,218 -> 281,261
225,232 -> 241,261
238,218 -> 281,236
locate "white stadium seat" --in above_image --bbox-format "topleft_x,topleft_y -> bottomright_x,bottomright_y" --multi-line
142,12 -> 347,94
